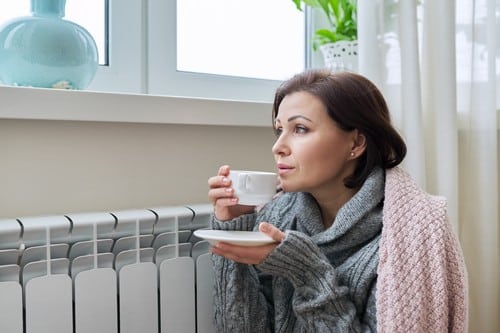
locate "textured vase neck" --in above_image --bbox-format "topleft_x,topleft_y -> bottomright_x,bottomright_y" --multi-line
31,0 -> 66,18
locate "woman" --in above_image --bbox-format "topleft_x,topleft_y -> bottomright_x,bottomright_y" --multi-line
207,69 -> 468,332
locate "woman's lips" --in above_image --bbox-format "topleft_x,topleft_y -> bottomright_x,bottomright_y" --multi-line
277,163 -> 294,175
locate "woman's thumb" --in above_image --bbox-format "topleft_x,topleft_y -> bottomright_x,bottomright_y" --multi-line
259,222 -> 285,242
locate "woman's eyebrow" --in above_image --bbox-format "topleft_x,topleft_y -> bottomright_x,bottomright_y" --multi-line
288,115 -> 313,122
275,115 -> 313,125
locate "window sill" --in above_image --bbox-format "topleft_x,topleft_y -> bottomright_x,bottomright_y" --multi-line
0,85 -> 272,127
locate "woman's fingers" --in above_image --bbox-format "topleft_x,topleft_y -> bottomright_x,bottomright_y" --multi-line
259,222 -> 285,242
208,185 -> 234,201
211,223 -> 284,264
207,175 -> 231,189
208,165 -> 234,205
208,165 -> 255,220
219,164 -> 230,175
211,242 -> 278,265
208,165 -> 230,187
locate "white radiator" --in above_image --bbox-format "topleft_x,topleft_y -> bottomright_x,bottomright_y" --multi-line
0,204 -> 216,333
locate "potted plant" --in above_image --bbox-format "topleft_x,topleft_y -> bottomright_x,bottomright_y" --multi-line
291,0 -> 358,71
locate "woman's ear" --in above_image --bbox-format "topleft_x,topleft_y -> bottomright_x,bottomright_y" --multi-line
350,130 -> 367,159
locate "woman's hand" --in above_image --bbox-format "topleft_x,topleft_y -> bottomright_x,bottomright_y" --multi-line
208,165 -> 256,221
210,222 -> 285,265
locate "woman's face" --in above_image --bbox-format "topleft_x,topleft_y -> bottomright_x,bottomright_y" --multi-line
272,91 -> 360,196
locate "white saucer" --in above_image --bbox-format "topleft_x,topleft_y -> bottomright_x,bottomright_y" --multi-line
193,230 -> 275,247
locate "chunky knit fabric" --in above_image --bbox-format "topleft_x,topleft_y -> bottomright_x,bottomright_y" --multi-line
210,167 -> 468,332
211,168 -> 385,332
377,167 -> 468,332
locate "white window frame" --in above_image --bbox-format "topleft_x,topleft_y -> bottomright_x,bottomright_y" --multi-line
1,0 -> 308,102
147,0 -> 301,102
87,0 -> 144,94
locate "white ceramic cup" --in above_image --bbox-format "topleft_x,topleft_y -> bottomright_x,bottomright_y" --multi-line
229,170 -> 277,205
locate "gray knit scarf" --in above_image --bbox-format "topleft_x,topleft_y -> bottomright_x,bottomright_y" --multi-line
211,168 -> 385,332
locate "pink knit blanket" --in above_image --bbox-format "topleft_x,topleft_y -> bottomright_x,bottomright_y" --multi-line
377,167 -> 468,332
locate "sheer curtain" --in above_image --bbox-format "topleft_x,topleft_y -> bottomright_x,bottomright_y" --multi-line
357,0 -> 499,332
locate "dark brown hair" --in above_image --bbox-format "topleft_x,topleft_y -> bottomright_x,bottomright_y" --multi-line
272,68 -> 407,189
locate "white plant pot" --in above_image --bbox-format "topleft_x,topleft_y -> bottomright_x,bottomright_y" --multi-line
319,41 -> 358,72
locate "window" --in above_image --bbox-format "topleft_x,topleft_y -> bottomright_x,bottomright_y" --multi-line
0,0 -> 306,102
148,0 -> 306,102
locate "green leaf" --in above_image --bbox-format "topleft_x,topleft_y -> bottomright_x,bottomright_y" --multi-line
290,0 -> 358,49
291,0 -> 303,11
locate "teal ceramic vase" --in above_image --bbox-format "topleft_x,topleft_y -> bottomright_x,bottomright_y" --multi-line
0,0 -> 98,89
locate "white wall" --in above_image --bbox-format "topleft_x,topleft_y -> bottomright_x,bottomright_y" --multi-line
0,88 -> 276,218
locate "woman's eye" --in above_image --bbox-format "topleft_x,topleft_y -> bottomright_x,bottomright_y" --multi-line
294,125 -> 308,134
274,127 -> 283,136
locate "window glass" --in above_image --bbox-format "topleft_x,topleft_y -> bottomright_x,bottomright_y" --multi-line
0,0 -> 107,65
176,0 -> 305,81
66,0 -> 108,65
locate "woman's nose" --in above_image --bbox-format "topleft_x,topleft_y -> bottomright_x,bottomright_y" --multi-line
272,134 -> 289,156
